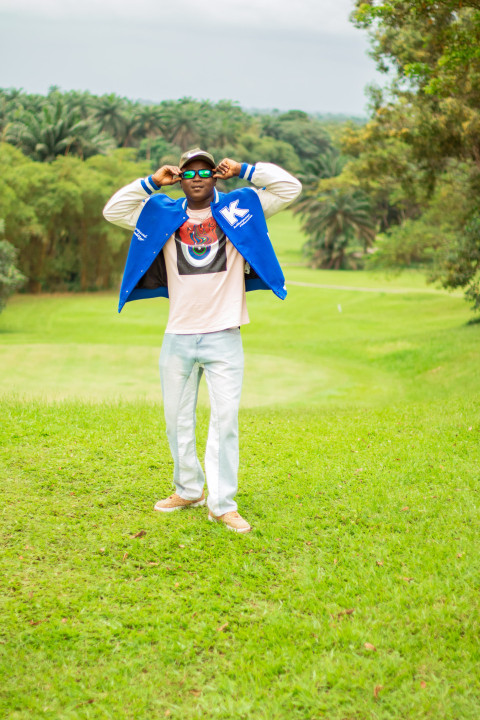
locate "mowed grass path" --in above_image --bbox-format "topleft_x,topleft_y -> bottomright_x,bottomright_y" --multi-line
1,212 -> 480,719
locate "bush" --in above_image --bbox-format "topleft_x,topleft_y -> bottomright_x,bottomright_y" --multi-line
435,212 -> 480,313
0,231 -> 25,312
367,218 -> 446,270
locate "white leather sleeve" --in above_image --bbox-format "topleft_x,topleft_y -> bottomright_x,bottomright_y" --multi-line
250,163 -> 302,219
102,179 -> 152,230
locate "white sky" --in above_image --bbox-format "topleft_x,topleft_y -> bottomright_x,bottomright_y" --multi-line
0,0 -> 384,115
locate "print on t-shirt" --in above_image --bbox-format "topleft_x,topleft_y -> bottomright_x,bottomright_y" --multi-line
175,218 -> 227,275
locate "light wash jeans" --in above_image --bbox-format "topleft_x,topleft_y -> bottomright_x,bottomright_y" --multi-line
159,328 -> 244,516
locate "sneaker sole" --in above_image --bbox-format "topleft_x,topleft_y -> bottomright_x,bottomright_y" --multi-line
154,498 -> 206,513
208,514 -> 251,533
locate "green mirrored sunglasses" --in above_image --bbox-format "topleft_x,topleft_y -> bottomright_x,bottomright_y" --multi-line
180,169 -> 214,179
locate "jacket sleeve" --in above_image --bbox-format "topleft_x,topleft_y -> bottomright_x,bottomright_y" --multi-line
238,162 -> 302,219
102,175 -> 161,230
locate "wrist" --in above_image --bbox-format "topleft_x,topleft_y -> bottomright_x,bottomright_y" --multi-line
141,175 -> 161,195
239,163 -> 256,181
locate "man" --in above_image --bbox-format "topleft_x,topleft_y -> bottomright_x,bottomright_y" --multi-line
103,148 -> 301,533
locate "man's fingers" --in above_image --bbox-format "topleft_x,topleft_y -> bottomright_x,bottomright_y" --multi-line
214,163 -> 231,177
166,166 -> 182,183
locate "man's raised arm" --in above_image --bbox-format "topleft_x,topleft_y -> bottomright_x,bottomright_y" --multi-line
214,158 -> 301,219
102,165 -> 181,230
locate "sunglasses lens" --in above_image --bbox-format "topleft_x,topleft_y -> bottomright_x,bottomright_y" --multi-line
181,168 -> 214,179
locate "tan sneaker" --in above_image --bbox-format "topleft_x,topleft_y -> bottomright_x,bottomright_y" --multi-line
208,510 -> 251,533
154,491 -> 205,513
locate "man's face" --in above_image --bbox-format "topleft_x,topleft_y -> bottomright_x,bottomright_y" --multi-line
179,159 -> 216,205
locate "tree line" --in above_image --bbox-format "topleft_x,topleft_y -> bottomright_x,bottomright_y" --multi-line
0,88 -> 358,299
0,87 -> 344,172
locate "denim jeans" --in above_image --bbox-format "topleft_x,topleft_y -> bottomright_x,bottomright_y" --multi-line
159,328 -> 244,516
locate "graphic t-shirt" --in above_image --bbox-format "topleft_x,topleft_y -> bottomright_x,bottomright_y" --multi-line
163,206 -> 250,334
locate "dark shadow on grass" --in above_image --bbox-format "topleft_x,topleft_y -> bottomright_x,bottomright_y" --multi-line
0,328 -> 18,335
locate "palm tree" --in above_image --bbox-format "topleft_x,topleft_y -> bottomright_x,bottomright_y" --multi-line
317,150 -> 347,179
65,90 -> 94,120
0,94 -> 10,138
71,123 -> 114,160
6,99 -> 110,161
208,100 -> 250,148
117,110 -> 141,148
92,93 -> 129,145
132,104 -> 165,160
298,149 -> 347,188
166,98 -> 205,151
0,88 -> 28,138
295,188 -> 376,269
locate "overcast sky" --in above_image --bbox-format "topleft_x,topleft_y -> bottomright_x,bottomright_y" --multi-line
0,0 -> 385,116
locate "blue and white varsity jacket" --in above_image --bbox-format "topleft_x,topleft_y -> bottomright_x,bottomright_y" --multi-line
103,162 -> 302,313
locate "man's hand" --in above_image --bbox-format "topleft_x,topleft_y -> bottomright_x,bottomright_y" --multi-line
151,165 -> 182,187
214,158 -> 241,180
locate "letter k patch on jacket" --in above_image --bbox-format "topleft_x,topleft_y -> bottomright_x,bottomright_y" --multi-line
219,200 -> 249,226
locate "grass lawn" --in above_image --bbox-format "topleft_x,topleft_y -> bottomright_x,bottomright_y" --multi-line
1,212 -> 480,719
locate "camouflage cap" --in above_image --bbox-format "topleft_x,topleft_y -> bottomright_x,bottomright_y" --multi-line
179,147 -> 216,170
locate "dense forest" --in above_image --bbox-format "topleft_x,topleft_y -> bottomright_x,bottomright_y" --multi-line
1,0 -> 480,312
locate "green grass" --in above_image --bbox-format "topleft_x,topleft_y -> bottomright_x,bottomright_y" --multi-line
1,211 -> 480,718
2,401 -> 479,719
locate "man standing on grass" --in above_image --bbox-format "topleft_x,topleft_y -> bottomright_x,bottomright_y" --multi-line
103,148 -> 301,533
